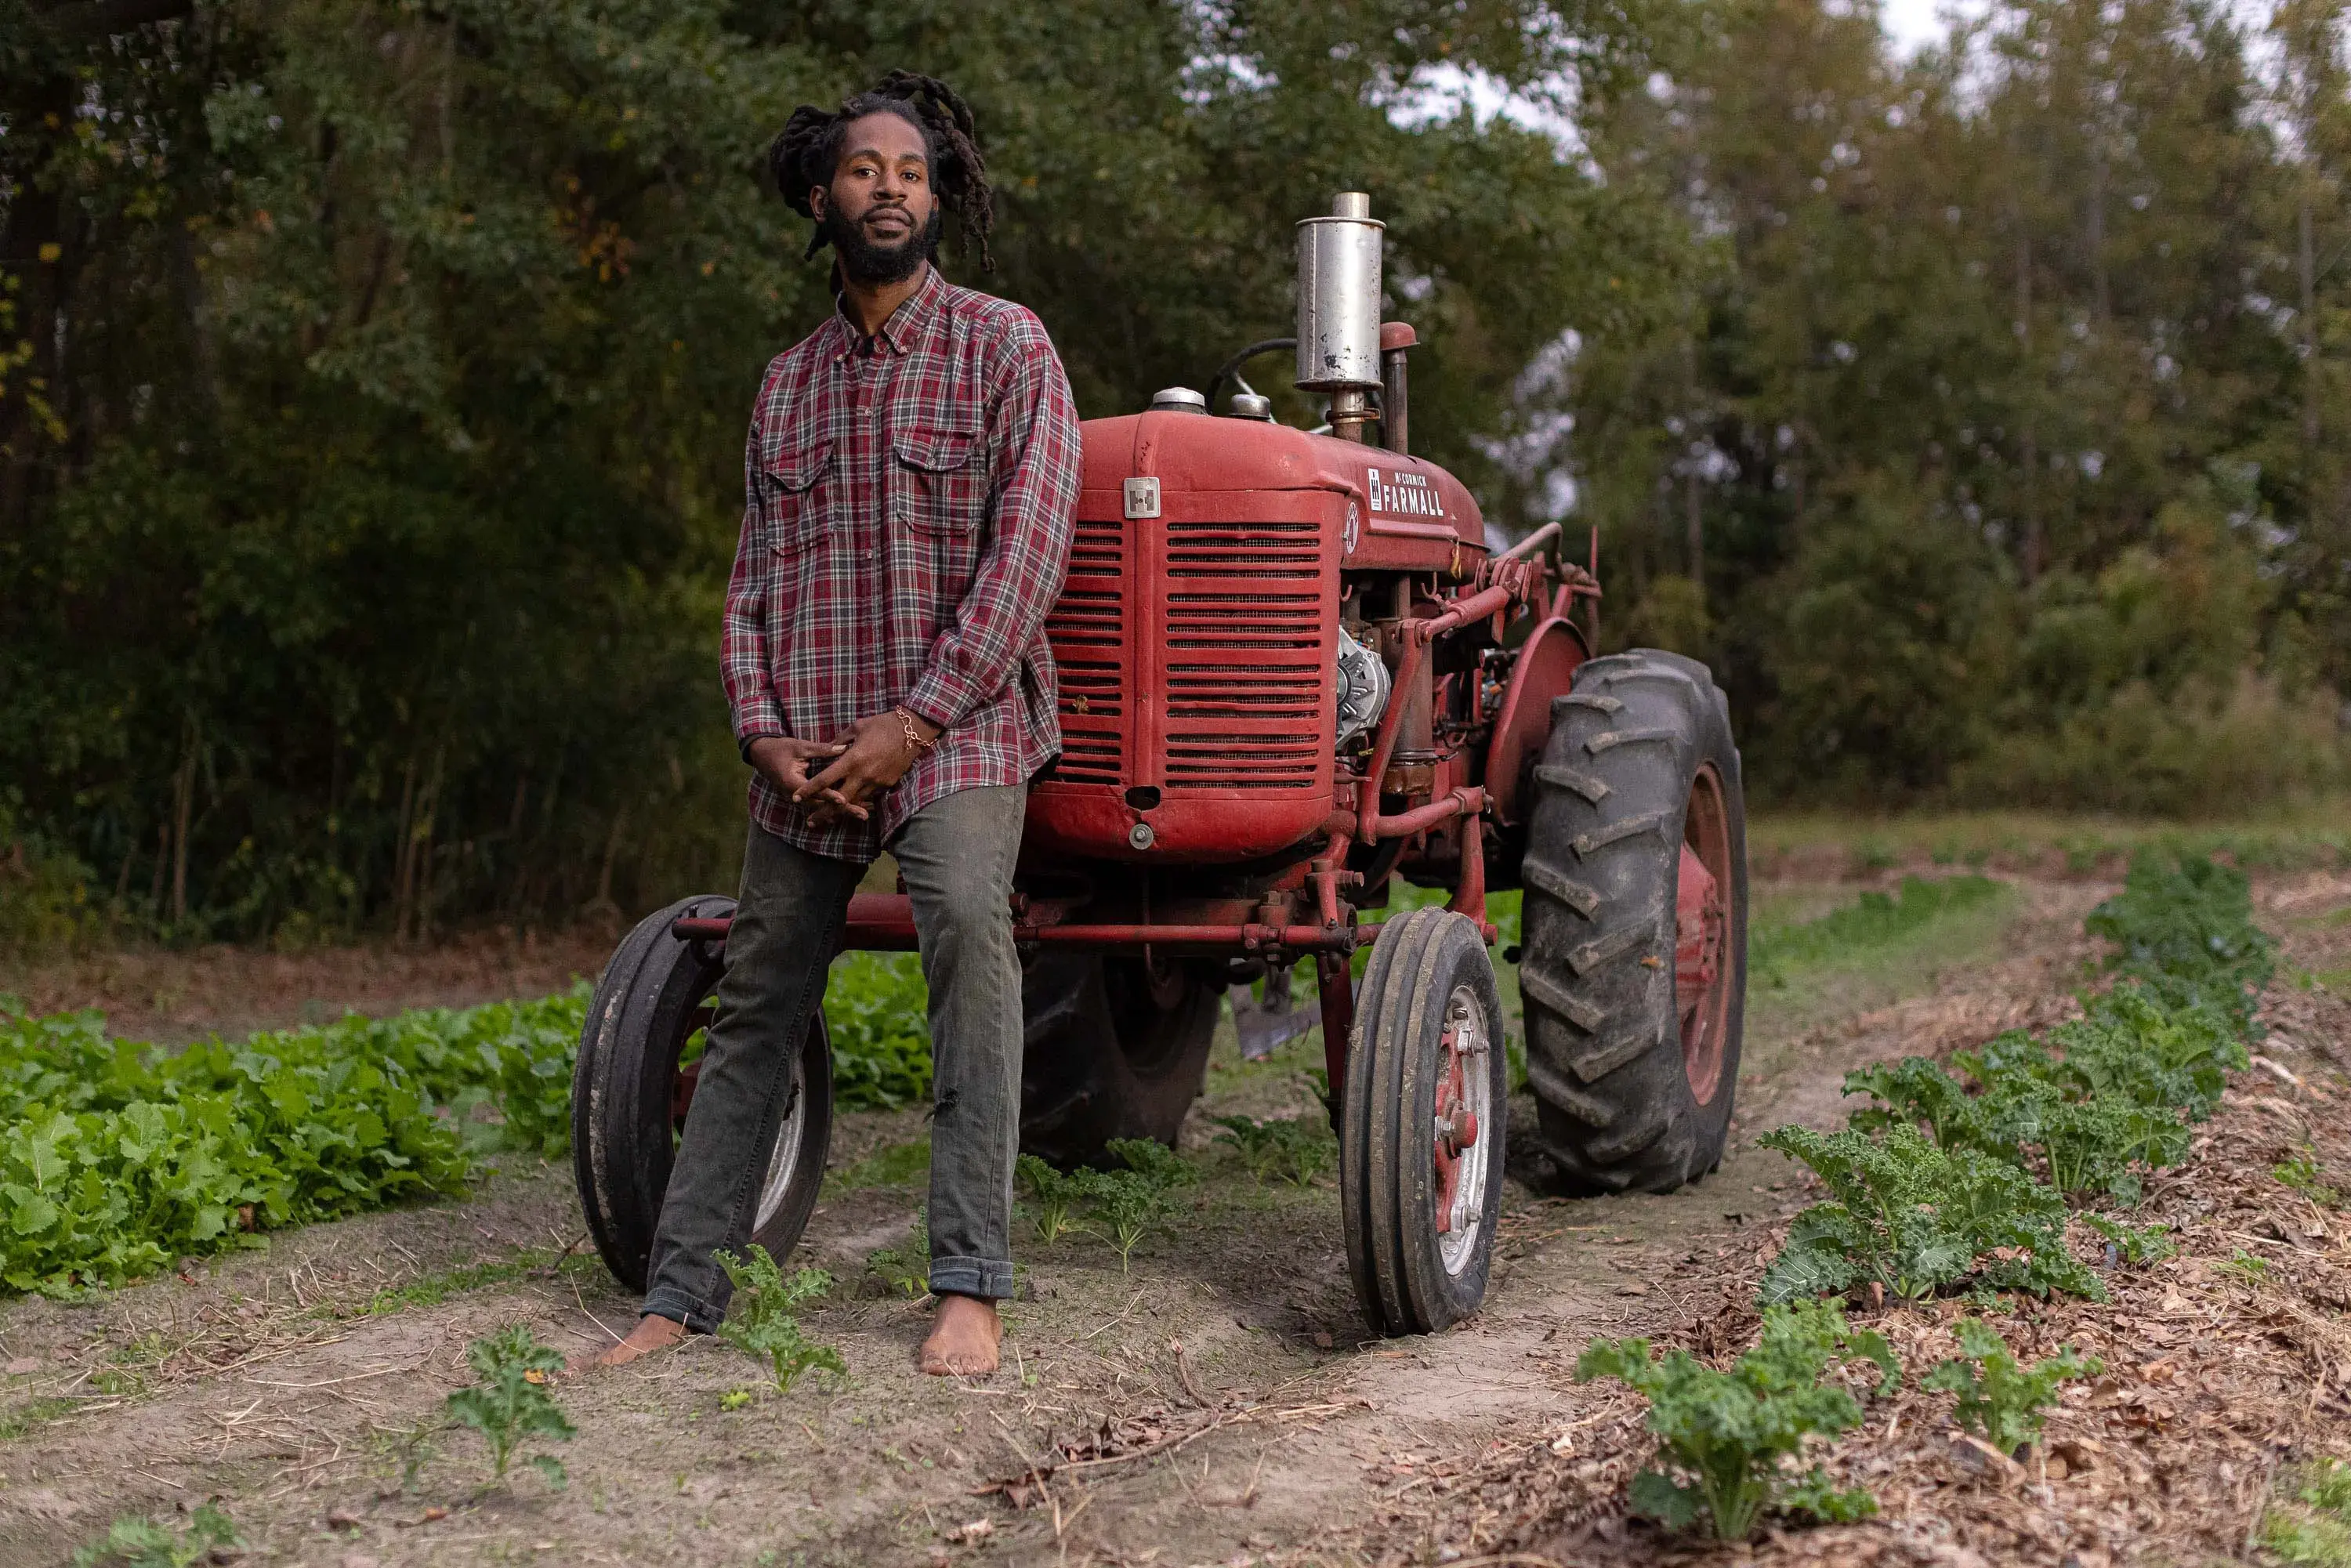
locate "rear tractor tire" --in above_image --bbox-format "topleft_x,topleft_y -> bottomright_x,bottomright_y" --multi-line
1341,907 -> 1508,1336
1517,650 -> 1748,1195
1017,953 -> 1222,1167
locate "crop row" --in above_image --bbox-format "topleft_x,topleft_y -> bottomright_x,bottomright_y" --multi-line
0,951 -> 935,1296
1578,852 -> 2275,1541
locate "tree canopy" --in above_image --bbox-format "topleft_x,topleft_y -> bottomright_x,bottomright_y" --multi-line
0,0 -> 2343,941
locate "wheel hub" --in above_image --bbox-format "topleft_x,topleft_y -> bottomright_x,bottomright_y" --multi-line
1431,989 -> 1493,1276
1675,763 -> 1735,1105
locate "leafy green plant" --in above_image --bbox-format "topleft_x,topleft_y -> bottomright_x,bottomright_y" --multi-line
1575,1300 -> 1895,1542
1759,1124 -> 2102,1304
719,1388 -> 754,1411
820,953 -> 935,1110
2260,1458 -> 2351,1566
1923,1318 -> 2099,1455
2219,1248 -> 2273,1285
715,1245 -> 841,1393
1210,1114 -> 1335,1186
71,1505 -> 238,1568
2083,1214 -> 2175,1264
2277,1157 -> 2344,1208
444,1325 -> 574,1487
2085,853 -> 2275,1024
1016,1153 -> 1085,1243
866,1215 -> 931,1299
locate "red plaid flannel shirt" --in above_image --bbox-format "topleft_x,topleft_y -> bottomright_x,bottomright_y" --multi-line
722,266 -> 1080,862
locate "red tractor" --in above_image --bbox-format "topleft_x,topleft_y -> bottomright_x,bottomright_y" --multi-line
574,194 -> 1748,1335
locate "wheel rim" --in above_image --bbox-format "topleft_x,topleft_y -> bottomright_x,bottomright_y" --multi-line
1676,762 -> 1733,1105
672,1000 -> 809,1239
1432,983 -> 1494,1277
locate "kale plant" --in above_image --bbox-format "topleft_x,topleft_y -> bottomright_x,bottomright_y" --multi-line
715,1245 -> 841,1393
1016,1153 -> 1085,1242
1210,1114 -> 1335,1186
444,1325 -> 574,1487
1757,1124 -> 2102,1305
2085,853 -> 2274,1023
1575,1301 -> 1895,1541
865,1214 -> 931,1298
1074,1139 -> 1197,1272
1924,1317 -> 2099,1455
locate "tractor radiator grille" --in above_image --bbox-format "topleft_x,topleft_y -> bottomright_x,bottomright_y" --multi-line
1045,519 -> 1126,783
1158,521 -> 1327,792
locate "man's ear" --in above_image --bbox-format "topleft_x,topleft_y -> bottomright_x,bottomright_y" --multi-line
808,183 -> 830,222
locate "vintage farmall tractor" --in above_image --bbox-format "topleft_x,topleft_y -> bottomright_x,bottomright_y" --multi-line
574,194 -> 1748,1335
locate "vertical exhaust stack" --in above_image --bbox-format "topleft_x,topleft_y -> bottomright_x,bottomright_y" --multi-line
1295,192 -> 1384,443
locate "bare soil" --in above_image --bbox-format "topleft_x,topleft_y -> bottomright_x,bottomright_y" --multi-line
0,867 -> 2334,1567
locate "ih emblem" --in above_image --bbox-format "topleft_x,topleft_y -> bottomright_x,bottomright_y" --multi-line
1123,476 -> 1161,520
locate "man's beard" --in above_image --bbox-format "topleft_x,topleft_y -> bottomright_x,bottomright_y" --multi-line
825,202 -> 942,286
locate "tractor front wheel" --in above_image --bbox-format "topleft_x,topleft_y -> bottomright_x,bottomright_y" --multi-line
1341,907 -> 1508,1336
1516,650 -> 1748,1195
572,895 -> 834,1295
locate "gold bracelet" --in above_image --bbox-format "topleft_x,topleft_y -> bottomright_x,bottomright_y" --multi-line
893,707 -> 939,755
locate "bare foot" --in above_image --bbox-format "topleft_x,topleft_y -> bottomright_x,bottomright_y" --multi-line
571,1313 -> 686,1377
918,1293 -> 1001,1377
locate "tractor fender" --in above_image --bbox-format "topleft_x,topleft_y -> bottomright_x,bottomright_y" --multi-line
1481,615 -> 1590,827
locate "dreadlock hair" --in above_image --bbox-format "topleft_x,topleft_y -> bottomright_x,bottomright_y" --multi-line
770,71 -> 995,273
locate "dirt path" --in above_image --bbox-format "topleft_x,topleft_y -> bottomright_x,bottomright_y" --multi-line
0,874 -> 2110,1566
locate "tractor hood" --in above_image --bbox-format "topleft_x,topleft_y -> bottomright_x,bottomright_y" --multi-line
1078,411 -> 1487,570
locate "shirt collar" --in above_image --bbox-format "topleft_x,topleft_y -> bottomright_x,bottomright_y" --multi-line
831,263 -> 946,360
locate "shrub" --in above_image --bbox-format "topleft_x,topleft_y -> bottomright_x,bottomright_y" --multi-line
444,1326 -> 574,1487
715,1246 -> 841,1393
1575,1300 -> 1895,1541
1924,1318 -> 2098,1454
1757,1124 -> 2101,1304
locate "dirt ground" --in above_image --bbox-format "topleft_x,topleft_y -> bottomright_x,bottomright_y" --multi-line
0,864 -> 2342,1567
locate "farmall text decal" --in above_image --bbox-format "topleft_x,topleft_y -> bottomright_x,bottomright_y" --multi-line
1365,466 -> 1445,520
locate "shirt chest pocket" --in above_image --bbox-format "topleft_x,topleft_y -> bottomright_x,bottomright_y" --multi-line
764,439 -> 831,557
890,426 -> 988,537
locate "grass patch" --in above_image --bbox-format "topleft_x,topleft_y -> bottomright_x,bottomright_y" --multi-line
342,1250 -> 567,1318
824,1135 -> 929,1196
1750,806 -> 2351,874
0,1394 -> 83,1441
1749,875 -> 2008,984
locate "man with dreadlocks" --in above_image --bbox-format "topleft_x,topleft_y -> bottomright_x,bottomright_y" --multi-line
592,72 -> 1077,1378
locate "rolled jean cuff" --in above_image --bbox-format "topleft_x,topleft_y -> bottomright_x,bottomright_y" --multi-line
642,1285 -> 723,1337
929,1255 -> 1015,1300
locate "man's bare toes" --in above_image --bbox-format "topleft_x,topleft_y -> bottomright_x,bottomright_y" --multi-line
572,1313 -> 686,1377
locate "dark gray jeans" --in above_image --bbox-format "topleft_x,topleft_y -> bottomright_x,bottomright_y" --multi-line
641,784 -> 1027,1333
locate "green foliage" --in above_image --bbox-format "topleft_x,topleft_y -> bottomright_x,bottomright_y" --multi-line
2087,853 -> 2277,1026
1210,1114 -> 1335,1186
444,1326 -> 574,1487
2277,1157 -> 2344,1209
1922,1318 -> 2099,1454
2261,1458 -> 2351,1567
865,1216 -> 931,1300
1759,1124 -> 2101,1304
1016,1153 -> 1085,1244
71,1505 -> 238,1568
1575,1301 -> 1894,1542
2082,1215 -> 2175,1265
1071,1139 -> 1198,1272
821,954 -> 933,1111
714,1246 -> 841,1394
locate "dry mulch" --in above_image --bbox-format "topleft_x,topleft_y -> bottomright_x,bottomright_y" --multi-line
1355,889 -> 2351,1567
